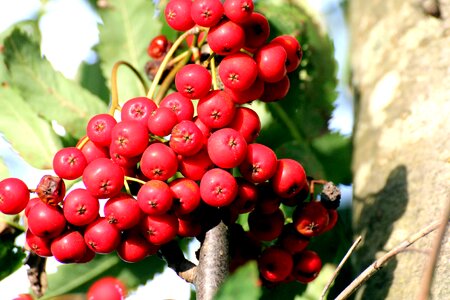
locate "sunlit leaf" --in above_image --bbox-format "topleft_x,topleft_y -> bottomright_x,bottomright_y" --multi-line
76,60 -> 110,103
97,0 -> 161,101
214,261 -> 261,300
3,29 -> 107,139
0,87 -> 62,169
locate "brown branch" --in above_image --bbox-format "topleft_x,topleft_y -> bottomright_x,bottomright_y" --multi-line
194,221 -> 230,300
159,241 -> 197,284
417,197 -> 450,300
320,236 -> 362,300
335,220 -> 441,300
25,252 -> 47,298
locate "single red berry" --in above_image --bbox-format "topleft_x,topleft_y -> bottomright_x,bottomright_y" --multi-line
137,180 -> 173,215
242,12 -> 270,50
207,19 -> 245,55
227,107 -> 261,143
200,168 -> 238,207
169,178 -> 201,215
271,35 -> 303,73
228,178 -> 258,214
175,64 -> 212,99
292,250 -> 322,283
207,128 -> 248,169
260,75 -> 290,102
86,113 -> 117,147
147,107 -> 178,137
53,147 -> 88,180
255,43 -> 287,83
139,213 -> 179,245
177,147 -> 214,180
254,182 -> 282,214
110,121 -> 149,158
239,143 -> 277,183
104,193 -> 142,230
322,209 -> 339,232
219,53 -> 258,91
24,197 -> 40,217
147,35 -> 170,59
140,143 -> 178,181
281,181 -> 309,207
170,120 -> 204,156
63,188 -> 99,226
77,138 -> 109,164
27,201 -> 66,239
160,92 -> 194,122
191,0 -> 224,27
248,208 -> 284,241
109,144 -> 141,168
277,223 -> 310,254
223,0 -> 254,24
0,177 -> 29,215
87,277 -> 127,300
177,217 -> 202,237
197,90 -> 236,129
84,217 -> 121,254
83,158 -> 125,199
77,247 -> 96,264
51,230 -> 87,263
293,201 -> 330,237
165,0 -> 195,31
224,77 -> 264,104
271,158 -> 307,198
258,246 -> 293,282
117,230 -> 159,263
26,229 -> 52,257
121,97 -> 157,127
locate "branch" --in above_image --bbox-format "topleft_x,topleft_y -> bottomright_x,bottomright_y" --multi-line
25,252 -> 47,298
194,221 -> 230,300
335,220 -> 441,300
417,198 -> 450,300
159,241 -> 197,284
320,236 -> 362,300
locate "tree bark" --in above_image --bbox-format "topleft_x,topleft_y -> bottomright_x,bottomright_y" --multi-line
350,1 -> 450,299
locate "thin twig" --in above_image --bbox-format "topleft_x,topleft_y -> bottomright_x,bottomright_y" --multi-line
335,220 -> 441,300
159,241 -> 197,284
320,235 -> 362,300
417,197 -> 450,300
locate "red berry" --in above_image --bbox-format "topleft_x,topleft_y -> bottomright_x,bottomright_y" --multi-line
77,138 -> 109,164
260,75 -> 290,102
223,0 -> 254,24
322,209 -> 339,232
219,53 -> 258,91
175,64 -> 212,99
207,128 -> 247,169
207,19 -> 245,55
255,43 -> 287,83
84,217 -> 121,254
227,106 -> 261,143
165,0 -> 195,31
242,12 -> 270,50
177,147 -> 214,180
258,246 -> 293,282
271,35 -> 302,73
248,208 -> 284,241
169,178 -> 201,215
82,158 -> 124,199
147,107 -> 179,137
86,113 -> 117,147
109,144 -> 141,168
140,143 -> 178,181
271,158 -> 307,198
28,201 -> 66,239
224,77 -> 264,104
0,178 -> 29,215
177,217 -> 202,237
110,121 -> 149,157
51,230 -> 87,263
139,213 -> 179,245
137,180 -> 173,215
200,168 -> 238,207
63,188 -> 99,226
53,147 -> 88,180
160,92 -> 195,122
170,120 -> 204,156
292,250 -> 322,283
278,223 -> 309,254
229,178 -> 258,214
191,0 -> 224,27
121,97 -> 157,127
87,277 -> 127,300
26,229 -> 52,257
197,90 -> 236,129
25,197 -> 40,217
117,230 -> 158,263
293,201 -> 330,237
147,35 -> 170,59
104,193 -> 142,230
239,143 -> 277,183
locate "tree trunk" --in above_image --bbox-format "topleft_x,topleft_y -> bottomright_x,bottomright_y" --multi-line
350,1 -> 450,299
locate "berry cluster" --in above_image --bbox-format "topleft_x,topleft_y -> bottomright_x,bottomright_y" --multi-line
0,0 -> 340,290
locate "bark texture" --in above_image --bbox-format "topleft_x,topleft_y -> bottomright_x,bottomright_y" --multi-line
350,1 -> 450,299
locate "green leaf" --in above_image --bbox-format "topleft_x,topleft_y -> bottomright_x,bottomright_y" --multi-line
311,133 -> 352,184
3,29 -> 107,139
76,60 -> 110,103
0,214 -> 26,281
97,0 -> 161,101
43,253 -> 165,299
214,261 -> 262,300
255,2 -> 338,147
0,87 -> 62,169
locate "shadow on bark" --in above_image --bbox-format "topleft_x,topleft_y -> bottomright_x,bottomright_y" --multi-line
353,165 -> 408,299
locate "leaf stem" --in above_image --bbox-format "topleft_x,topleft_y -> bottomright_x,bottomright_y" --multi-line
76,135 -> 90,150
109,61 -> 149,115
124,176 -> 147,186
